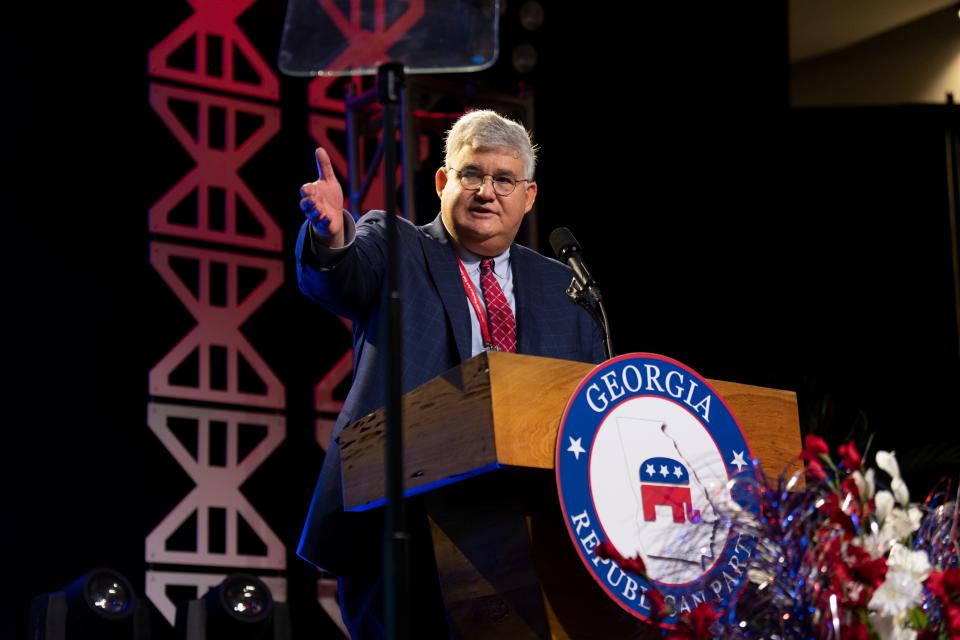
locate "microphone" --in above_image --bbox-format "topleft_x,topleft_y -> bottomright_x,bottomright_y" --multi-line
549,227 -> 601,302
549,227 -> 614,359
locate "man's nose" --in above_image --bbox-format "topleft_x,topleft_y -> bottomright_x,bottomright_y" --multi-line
475,176 -> 496,198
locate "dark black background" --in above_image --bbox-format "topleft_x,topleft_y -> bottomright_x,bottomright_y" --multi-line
8,1 -> 958,638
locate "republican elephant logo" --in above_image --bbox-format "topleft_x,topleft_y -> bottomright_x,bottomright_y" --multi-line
639,456 -> 701,523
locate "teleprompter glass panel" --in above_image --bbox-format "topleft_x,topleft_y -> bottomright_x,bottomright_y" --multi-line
279,0 -> 499,76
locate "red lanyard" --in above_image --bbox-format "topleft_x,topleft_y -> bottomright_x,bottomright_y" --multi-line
456,257 -> 495,349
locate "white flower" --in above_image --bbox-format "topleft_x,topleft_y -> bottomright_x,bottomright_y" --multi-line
876,450 -> 901,479
875,490 -> 895,522
747,567 -> 772,586
853,468 -> 876,500
869,612 -> 917,640
862,532 -> 886,558
709,480 -> 749,527
886,543 -> 931,582
880,507 -> 923,545
891,477 -> 910,505
865,507 -> 924,555
869,570 -> 925,616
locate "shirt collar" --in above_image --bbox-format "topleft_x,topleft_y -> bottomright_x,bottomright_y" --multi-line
440,213 -> 512,277
454,242 -> 511,279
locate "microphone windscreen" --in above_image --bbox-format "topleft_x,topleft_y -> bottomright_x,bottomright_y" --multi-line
549,227 -> 580,259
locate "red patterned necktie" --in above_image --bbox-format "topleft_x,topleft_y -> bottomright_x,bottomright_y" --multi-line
479,258 -> 517,353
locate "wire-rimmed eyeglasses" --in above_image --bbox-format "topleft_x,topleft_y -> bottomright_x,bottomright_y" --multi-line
447,167 -> 533,196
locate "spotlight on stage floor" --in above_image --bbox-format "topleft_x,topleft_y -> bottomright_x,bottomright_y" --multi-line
29,567 -> 150,639
175,573 -> 291,640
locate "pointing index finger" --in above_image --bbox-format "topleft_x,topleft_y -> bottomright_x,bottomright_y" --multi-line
315,147 -> 334,182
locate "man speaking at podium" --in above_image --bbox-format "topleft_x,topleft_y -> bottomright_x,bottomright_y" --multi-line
295,110 -> 605,636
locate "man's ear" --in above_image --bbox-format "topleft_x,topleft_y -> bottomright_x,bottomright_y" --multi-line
523,181 -> 538,214
435,167 -> 449,198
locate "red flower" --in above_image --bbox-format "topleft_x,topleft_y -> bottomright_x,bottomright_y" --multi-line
819,494 -> 857,536
802,434 -> 830,463
839,476 -> 865,524
928,568 -> 960,605
666,604 -> 721,640
806,458 -> 827,482
845,543 -> 887,588
595,540 -> 647,577
927,569 -> 960,637
839,616 -> 871,640
647,587 -> 668,626
837,441 -> 862,469
815,536 -> 885,609
840,476 -> 861,502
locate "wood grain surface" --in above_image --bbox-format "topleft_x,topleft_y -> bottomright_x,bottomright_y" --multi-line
340,352 -> 801,509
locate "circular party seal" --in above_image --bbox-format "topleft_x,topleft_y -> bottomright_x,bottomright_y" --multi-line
555,353 -> 760,624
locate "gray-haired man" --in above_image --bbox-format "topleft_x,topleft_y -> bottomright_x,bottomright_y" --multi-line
296,110 -> 604,637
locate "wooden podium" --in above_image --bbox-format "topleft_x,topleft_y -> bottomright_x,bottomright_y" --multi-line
338,352 -> 801,638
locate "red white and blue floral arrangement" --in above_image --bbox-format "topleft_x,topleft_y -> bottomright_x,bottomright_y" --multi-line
598,437 -> 960,639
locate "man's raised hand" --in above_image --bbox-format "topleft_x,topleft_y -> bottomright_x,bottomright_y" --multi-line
300,147 -> 346,248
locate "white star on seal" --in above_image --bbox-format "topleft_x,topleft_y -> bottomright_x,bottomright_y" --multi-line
659,464 -> 669,477
645,463 -> 656,476
673,465 -> 683,478
567,437 -> 586,461
730,450 -> 748,472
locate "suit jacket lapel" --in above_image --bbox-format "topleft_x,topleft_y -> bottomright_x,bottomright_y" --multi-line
420,215 -> 472,362
510,244 -> 545,355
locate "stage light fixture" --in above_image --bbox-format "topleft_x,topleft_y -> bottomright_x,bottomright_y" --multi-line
175,573 -> 291,640
29,567 -> 150,639
85,569 -> 133,616
512,43 -> 537,74
220,575 -> 270,621
519,1 -> 544,31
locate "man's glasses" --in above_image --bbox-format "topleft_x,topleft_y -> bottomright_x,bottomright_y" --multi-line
447,168 -> 532,196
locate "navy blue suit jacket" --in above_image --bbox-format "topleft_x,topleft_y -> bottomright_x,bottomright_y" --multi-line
295,211 -> 604,635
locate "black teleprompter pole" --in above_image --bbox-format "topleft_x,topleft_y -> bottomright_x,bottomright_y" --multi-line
946,94 -> 960,363
378,61 -> 409,640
